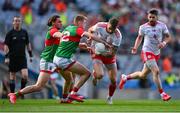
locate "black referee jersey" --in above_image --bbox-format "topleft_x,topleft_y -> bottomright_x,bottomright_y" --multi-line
4,28 -> 30,72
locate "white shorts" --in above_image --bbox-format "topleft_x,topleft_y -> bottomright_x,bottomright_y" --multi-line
93,59 -> 117,70
50,72 -> 59,80
40,58 -> 57,74
53,56 -> 76,70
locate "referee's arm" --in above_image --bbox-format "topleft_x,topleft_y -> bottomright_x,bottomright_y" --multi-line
4,45 -> 9,57
25,30 -> 33,58
4,32 -> 10,64
27,43 -> 33,57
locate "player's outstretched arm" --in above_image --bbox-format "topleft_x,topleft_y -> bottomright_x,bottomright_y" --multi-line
79,43 -> 88,50
83,31 -> 111,48
132,35 -> 143,54
53,32 -> 63,38
79,43 -> 92,52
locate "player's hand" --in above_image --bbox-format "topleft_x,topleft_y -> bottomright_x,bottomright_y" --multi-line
79,43 -> 87,48
87,47 -> 92,53
131,48 -> 137,54
87,37 -> 92,45
4,58 -> 9,64
158,41 -> 166,49
104,42 -> 112,48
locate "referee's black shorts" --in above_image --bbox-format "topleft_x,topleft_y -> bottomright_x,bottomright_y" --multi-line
9,56 -> 27,72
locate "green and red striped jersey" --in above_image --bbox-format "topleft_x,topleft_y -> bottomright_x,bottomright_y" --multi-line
40,26 -> 60,62
55,25 -> 84,58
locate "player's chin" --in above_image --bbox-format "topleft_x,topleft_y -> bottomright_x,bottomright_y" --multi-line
149,21 -> 156,25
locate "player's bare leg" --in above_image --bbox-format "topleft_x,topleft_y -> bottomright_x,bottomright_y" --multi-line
8,72 -> 50,104
150,61 -> 162,91
69,73 -> 76,92
106,64 -> 117,104
127,64 -> 151,79
68,73 -> 85,99
119,64 -> 151,89
149,60 -> 171,101
20,72 -> 50,94
92,60 -> 104,86
60,71 -> 73,103
50,78 -> 59,100
67,61 -> 91,102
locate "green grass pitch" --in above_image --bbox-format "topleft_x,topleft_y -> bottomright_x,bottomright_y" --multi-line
0,99 -> 180,112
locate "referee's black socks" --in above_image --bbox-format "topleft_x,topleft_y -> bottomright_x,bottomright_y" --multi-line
9,80 -> 15,93
21,78 -> 27,89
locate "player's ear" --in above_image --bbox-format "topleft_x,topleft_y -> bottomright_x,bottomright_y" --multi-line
52,22 -> 55,25
77,21 -> 81,26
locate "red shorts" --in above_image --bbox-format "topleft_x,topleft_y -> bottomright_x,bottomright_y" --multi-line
91,53 -> 116,64
141,51 -> 160,63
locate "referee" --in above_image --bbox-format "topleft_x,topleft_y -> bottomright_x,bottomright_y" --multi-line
4,16 -> 33,95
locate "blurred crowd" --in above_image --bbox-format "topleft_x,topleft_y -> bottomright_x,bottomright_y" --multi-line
1,0 -> 180,50
0,0 -> 180,88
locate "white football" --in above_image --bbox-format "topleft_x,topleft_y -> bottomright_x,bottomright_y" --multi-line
95,43 -> 106,54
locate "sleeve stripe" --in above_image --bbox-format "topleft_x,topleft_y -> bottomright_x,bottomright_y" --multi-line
81,32 -> 85,37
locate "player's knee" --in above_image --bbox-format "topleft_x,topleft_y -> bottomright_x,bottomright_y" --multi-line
109,75 -> 116,82
153,70 -> 159,76
36,86 -> 43,91
22,74 -> 28,80
140,75 -> 146,79
96,74 -> 103,79
10,77 -> 15,80
110,79 -> 116,84
23,76 -> 28,80
35,84 -> 44,91
139,73 -> 146,79
93,70 -> 104,79
10,73 -> 16,80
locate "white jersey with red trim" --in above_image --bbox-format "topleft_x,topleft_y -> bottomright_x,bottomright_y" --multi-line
91,22 -> 122,51
139,21 -> 169,55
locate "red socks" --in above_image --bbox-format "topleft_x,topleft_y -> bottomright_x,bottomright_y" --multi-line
72,87 -> 79,93
159,89 -> 163,94
109,83 -> 116,97
62,94 -> 68,99
127,75 -> 132,80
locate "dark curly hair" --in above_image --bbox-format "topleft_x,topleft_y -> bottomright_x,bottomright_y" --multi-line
47,15 -> 60,26
148,8 -> 159,16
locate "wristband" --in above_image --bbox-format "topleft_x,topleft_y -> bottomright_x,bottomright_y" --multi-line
28,50 -> 33,57
5,53 -> 9,58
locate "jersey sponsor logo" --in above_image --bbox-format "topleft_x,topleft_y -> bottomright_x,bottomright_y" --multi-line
12,37 -> 16,40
